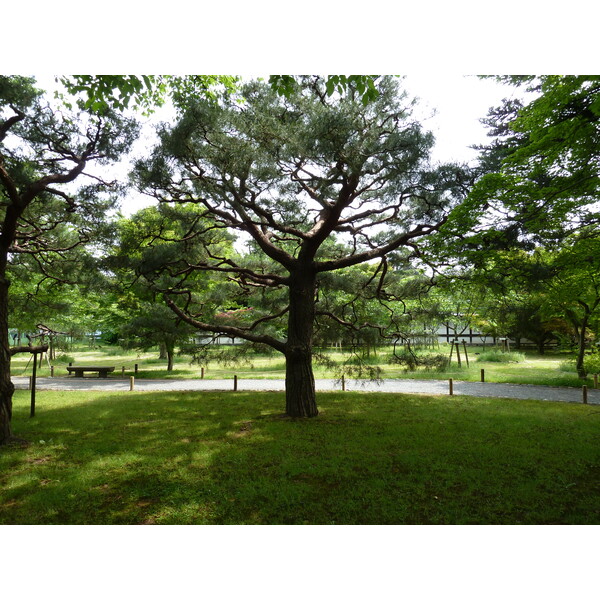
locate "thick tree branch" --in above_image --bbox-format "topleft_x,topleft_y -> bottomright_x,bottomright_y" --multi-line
0,106 -> 25,142
316,218 -> 447,273
164,296 -> 287,353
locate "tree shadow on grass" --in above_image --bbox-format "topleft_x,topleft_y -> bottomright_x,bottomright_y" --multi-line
2,390 -> 600,524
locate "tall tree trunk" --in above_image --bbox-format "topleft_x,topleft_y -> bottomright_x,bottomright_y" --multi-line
575,312 -> 589,379
167,350 -> 174,371
284,267 -> 318,418
158,342 -> 167,359
0,275 -> 14,445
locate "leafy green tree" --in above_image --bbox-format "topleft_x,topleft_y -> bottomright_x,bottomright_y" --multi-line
133,77 -> 470,418
437,76 -> 599,367
0,76 -> 138,444
467,76 -> 599,249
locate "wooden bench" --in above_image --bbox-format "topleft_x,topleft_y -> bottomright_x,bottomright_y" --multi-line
66,366 -> 115,378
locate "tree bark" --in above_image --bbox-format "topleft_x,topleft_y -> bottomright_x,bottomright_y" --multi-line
575,312 -> 589,379
284,266 -> 318,418
0,276 -> 14,444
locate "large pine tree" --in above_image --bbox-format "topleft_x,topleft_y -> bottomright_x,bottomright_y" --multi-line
134,76 -> 471,417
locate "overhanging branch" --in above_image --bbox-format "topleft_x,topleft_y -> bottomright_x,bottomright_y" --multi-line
164,296 -> 287,353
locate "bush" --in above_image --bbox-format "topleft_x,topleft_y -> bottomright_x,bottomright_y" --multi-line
390,350 -> 449,372
477,350 -> 526,363
419,354 -> 450,372
584,353 -> 600,374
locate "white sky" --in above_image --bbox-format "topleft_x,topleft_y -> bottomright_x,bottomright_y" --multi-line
404,74 -> 525,164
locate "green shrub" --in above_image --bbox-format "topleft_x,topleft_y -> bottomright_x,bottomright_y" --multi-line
584,353 -> 600,374
389,350 -> 449,372
419,354 -> 450,372
476,350 -> 526,363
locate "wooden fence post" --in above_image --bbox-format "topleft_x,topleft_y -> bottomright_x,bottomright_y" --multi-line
201,367 -> 205,379
341,375 -> 346,391
480,368 -> 485,382
134,363 -> 139,374
234,375 -> 238,391
121,366 -> 125,379
583,385 -> 588,404
130,376 -> 135,391
449,378 -> 454,396
594,374 -> 598,390
50,365 -> 54,378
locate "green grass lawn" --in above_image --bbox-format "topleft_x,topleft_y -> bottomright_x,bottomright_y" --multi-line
10,344 -> 597,388
2,389 -> 599,524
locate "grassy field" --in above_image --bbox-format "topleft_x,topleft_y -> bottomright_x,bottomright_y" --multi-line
10,343 -> 597,388
2,389 -> 599,524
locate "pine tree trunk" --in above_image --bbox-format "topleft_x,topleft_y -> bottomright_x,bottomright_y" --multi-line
284,267 -> 318,418
575,312 -> 589,379
0,275 -> 14,445
285,346 -> 317,417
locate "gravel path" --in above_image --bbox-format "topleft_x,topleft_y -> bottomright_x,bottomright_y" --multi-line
11,376 -> 600,405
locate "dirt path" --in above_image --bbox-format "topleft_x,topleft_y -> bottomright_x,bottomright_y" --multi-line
11,376 -> 600,405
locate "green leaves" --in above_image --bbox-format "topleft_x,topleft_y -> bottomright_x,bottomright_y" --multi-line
269,75 -> 381,105
60,75 -> 384,118
60,75 -> 241,116
468,76 -> 600,253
